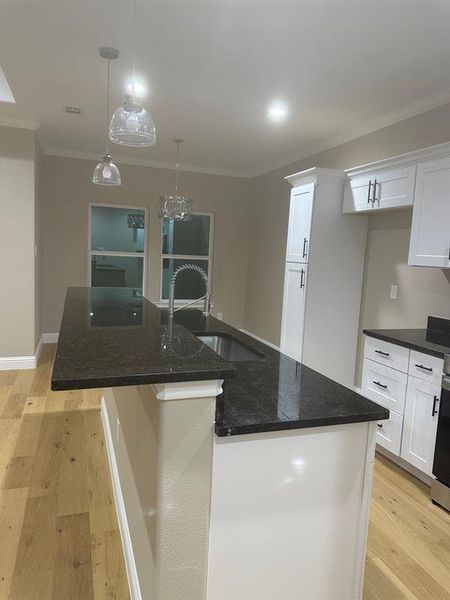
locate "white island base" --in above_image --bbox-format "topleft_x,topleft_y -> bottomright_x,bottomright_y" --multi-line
102,382 -> 376,600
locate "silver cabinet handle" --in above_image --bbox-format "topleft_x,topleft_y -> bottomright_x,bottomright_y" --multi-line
302,237 -> 308,259
300,268 -> 305,289
373,178 -> 379,206
367,180 -> 373,204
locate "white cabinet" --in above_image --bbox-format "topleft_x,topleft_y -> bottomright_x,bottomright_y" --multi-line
401,378 -> 441,476
280,263 -> 307,362
282,168 -> 368,387
408,157 -> 450,267
343,166 -> 416,214
362,359 -> 407,414
376,410 -> 403,456
285,183 -> 315,263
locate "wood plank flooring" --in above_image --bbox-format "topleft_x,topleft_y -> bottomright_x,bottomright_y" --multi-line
0,345 -> 129,600
1,345 -> 449,599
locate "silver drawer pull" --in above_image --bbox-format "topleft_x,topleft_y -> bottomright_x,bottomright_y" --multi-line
375,350 -> 390,357
415,363 -> 432,372
373,380 -> 388,389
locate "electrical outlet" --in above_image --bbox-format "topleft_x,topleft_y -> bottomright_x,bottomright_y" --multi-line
217,312 -> 223,321
390,284 -> 398,300
116,418 -> 121,446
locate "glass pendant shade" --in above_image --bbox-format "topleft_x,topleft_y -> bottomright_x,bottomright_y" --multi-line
158,195 -> 193,221
109,96 -> 156,147
92,153 -> 121,186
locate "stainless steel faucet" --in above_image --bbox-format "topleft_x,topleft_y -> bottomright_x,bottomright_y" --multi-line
168,264 -> 210,317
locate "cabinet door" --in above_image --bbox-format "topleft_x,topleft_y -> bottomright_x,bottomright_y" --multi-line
280,263 -> 307,362
401,377 -> 441,475
375,166 -> 416,210
409,158 -> 450,267
285,184 -> 314,263
342,175 -> 373,214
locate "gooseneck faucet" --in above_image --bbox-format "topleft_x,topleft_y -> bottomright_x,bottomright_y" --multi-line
168,264 -> 210,317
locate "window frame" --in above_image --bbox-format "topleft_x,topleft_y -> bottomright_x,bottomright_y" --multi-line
88,202 -> 149,295
159,211 -> 214,303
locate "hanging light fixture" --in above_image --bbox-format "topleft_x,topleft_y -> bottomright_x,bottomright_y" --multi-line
159,139 -> 193,221
93,47 -> 121,186
109,0 -> 156,147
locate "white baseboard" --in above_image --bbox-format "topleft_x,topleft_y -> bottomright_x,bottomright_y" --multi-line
239,328 -> 280,351
0,332 -> 59,371
100,399 -> 142,600
42,332 -> 59,343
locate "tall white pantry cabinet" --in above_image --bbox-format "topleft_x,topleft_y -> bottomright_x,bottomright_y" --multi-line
281,168 -> 368,388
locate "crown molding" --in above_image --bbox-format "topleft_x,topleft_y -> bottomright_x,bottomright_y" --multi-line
254,86 -> 450,178
43,146 -> 253,179
0,116 -> 39,130
285,167 -> 345,187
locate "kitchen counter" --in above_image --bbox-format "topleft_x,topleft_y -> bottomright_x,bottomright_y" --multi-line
364,316 -> 450,359
52,287 -> 388,437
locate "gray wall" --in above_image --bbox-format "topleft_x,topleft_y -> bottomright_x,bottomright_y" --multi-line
0,126 -> 37,357
244,102 -> 450,346
41,155 -> 252,333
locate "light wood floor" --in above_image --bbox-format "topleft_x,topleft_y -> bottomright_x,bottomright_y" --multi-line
1,346 -> 450,599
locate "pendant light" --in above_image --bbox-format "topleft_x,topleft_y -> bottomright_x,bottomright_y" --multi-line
93,47 -> 121,186
159,139 -> 193,221
109,0 -> 156,147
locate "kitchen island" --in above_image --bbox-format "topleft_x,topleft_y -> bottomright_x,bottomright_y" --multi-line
52,287 -> 388,600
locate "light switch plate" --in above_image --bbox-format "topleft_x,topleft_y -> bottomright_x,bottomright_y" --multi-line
390,284 -> 398,300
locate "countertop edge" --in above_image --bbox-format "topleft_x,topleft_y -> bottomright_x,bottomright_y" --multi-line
363,329 -> 445,359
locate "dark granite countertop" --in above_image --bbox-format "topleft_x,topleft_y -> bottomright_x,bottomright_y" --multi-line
52,287 -> 389,436
51,287 -> 236,390
364,318 -> 450,359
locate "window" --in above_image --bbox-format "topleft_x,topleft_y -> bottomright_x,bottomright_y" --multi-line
161,213 -> 213,301
89,204 -> 147,292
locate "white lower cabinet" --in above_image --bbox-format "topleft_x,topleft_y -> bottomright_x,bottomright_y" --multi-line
400,377 -> 441,476
280,263 -> 307,362
363,335 -> 443,477
376,410 -> 403,455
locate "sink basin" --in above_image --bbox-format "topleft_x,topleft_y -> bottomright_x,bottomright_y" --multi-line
195,333 -> 263,362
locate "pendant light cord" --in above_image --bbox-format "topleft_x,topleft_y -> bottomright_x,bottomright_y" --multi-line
175,141 -> 180,196
131,0 -> 137,88
105,58 -> 110,153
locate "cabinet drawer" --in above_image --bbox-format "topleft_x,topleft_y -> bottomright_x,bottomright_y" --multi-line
364,336 -> 409,373
362,359 -> 407,414
376,410 -> 403,456
408,350 -> 443,385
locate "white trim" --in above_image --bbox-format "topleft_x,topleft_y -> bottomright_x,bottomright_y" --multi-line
0,333 -> 46,370
88,202 -> 148,295
375,445 -> 434,487
0,355 -> 37,370
238,328 -> 280,352
100,399 -> 141,600
150,380 -> 224,401
344,140 -> 450,178
253,87 -> 450,177
42,332 -> 59,343
285,167 -> 345,187
0,116 -> 39,130
44,147 -> 253,179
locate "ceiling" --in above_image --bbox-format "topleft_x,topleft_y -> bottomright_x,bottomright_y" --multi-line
1,0 -> 450,177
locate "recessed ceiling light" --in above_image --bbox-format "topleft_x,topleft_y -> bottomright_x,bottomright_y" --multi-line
267,101 -> 288,123
0,66 -> 15,103
127,80 -> 147,98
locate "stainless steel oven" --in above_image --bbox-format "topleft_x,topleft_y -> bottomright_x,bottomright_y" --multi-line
431,354 -> 450,511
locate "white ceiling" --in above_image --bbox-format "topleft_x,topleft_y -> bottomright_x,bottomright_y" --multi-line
1,0 -> 450,177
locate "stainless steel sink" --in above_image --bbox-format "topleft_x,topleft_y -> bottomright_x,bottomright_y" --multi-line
195,333 -> 263,362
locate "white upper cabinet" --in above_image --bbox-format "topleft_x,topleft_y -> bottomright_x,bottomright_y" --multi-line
285,183 -> 315,263
343,166 -> 416,214
408,157 -> 450,267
